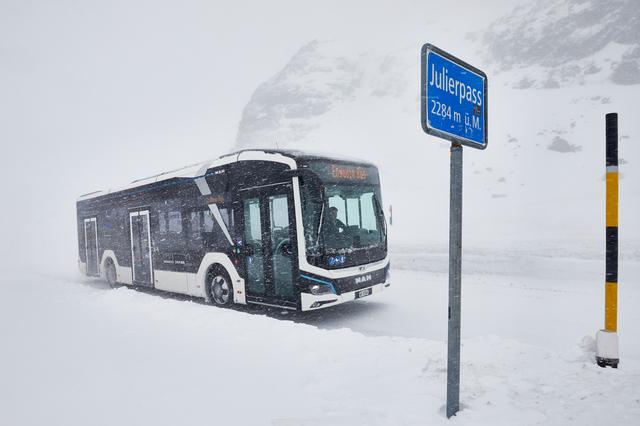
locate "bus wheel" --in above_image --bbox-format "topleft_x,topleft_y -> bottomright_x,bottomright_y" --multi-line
208,268 -> 233,307
105,259 -> 119,288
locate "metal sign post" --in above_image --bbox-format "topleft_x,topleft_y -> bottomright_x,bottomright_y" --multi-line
447,142 -> 463,417
421,43 -> 488,418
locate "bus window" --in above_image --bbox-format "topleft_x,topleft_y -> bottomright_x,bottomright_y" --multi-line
269,194 -> 293,299
158,210 -> 183,235
346,198 -> 360,226
269,196 -> 289,231
360,193 -> 378,231
219,207 -> 235,235
188,209 -> 233,249
203,210 -> 215,232
167,211 -> 182,234
328,195 -> 346,224
188,211 -> 203,240
322,186 -> 384,252
243,198 -> 265,295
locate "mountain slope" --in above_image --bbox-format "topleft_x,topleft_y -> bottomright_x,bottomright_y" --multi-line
478,0 -> 640,87
233,1 -> 640,249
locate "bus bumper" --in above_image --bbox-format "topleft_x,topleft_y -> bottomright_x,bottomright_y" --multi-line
300,281 -> 389,311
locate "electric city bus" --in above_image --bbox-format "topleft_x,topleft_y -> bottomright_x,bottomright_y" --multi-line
76,149 -> 390,311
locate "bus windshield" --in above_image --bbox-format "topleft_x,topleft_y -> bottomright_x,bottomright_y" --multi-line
320,185 -> 385,253
299,159 -> 387,268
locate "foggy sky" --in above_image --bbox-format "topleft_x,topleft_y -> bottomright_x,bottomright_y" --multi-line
0,0 -> 555,273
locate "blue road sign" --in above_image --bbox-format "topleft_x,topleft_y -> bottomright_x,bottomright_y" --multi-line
421,44 -> 488,149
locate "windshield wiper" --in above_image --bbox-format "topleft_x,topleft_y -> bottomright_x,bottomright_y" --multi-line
373,194 -> 387,238
315,202 -> 325,247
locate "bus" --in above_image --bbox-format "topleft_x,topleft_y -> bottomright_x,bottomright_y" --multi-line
76,149 -> 390,311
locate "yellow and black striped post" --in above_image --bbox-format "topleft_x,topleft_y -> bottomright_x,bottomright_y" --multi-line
605,113 -> 619,333
596,112 -> 620,368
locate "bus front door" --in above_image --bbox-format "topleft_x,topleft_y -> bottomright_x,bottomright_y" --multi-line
242,185 -> 297,305
129,210 -> 154,287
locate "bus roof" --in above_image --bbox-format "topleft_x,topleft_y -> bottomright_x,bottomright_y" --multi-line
77,149 -> 375,202
226,148 -> 376,167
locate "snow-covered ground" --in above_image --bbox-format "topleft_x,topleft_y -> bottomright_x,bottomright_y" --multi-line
1,0 -> 639,424
2,247 -> 638,425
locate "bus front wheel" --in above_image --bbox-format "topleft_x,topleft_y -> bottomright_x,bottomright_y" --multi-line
207,268 -> 233,307
105,259 -> 120,288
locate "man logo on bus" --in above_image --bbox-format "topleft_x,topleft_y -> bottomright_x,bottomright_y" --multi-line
355,274 -> 372,285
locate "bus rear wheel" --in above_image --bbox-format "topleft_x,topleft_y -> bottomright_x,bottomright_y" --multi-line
105,259 -> 120,288
207,268 -> 233,307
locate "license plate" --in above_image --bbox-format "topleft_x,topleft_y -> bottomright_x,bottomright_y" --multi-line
355,288 -> 372,299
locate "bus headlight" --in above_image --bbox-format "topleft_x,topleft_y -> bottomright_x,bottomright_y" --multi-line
310,283 -> 334,295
